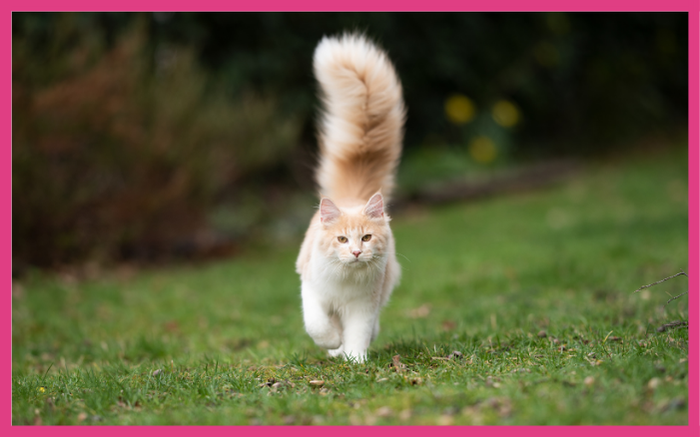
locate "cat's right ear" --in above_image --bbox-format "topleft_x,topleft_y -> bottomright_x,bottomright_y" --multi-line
319,197 -> 341,224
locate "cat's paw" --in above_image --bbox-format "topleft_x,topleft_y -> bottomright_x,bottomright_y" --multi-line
315,337 -> 342,350
328,346 -> 344,358
344,350 -> 367,363
307,328 -> 342,350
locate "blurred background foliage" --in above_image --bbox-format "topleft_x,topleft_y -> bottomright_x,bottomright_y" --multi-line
12,12 -> 688,272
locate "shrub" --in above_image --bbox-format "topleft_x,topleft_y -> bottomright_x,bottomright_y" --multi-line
12,16 -> 301,269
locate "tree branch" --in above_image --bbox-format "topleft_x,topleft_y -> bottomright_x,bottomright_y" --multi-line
656,321 -> 688,332
664,291 -> 689,309
633,270 -> 687,293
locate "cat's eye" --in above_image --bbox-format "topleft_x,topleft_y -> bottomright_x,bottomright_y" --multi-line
361,234 -> 372,242
337,236 -> 348,243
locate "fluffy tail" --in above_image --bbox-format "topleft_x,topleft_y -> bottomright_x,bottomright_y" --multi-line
313,33 -> 405,202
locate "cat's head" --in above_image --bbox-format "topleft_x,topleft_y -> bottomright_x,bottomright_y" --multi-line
317,193 -> 391,267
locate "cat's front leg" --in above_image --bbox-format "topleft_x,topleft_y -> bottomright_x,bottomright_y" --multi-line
301,283 -> 342,350
327,313 -> 345,357
341,303 -> 379,363
371,318 -> 380,343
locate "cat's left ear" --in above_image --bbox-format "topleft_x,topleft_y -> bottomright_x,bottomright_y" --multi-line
364,193 -> 384,219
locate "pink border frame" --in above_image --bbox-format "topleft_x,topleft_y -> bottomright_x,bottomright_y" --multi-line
6,1 -> 698,435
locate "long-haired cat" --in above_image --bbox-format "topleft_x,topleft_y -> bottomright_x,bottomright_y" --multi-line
295,34 -> 405,362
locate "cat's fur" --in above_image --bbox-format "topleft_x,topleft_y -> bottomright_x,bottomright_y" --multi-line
296,34 -> 405,362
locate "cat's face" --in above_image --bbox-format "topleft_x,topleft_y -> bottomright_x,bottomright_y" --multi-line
326,218 -> 388,266
318,194 -> 390,267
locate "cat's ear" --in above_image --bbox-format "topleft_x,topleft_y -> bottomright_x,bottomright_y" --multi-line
320,197 -> 341,224
364,193 -> 384,219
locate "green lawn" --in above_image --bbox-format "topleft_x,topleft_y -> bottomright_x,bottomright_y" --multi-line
12,148 -> 689,425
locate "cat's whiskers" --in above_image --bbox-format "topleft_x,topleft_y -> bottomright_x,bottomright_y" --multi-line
395,252 -> 411,263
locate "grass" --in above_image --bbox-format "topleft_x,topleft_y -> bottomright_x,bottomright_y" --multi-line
12,148 -> 689,425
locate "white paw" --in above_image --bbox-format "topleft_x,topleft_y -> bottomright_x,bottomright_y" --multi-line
328,346 -> 344,357
344,350 -> 367,363
307,327 -> 342,350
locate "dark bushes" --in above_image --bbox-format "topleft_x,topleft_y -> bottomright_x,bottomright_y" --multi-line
13,17 -> 300,269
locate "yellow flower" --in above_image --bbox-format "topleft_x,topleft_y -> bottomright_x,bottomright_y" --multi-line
445,94 -> 476,125
38,386 -> 45,393
469,136 -> 498,164
492,100 -> 520,128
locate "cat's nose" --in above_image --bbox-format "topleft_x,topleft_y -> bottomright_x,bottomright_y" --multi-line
352,250 -> 362,258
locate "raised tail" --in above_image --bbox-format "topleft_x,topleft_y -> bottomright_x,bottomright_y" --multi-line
313,33 -> 405,203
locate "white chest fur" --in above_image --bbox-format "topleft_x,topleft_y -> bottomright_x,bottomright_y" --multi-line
300,250 -> 388,362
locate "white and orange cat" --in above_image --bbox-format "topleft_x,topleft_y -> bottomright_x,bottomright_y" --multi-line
295,34 -> 405,363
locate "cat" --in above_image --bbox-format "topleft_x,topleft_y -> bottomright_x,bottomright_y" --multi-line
295,33 -> 405,363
